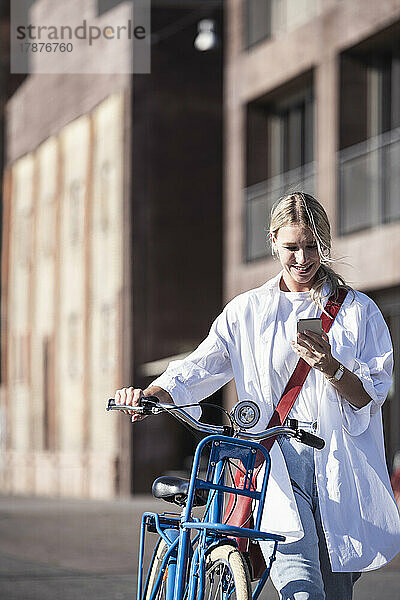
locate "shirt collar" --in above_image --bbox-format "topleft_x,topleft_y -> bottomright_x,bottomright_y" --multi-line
263,271 -> 332,302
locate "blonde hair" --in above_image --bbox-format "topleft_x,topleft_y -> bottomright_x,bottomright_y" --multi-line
269,192 -> 353,311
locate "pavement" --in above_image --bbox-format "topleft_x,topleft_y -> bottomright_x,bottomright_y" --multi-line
0,494 -> 399,600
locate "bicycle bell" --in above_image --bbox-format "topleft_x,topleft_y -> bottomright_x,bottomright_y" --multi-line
231,400 -> 261,429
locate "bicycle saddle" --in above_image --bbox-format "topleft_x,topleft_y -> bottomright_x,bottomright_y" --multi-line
152,476 -> 208,507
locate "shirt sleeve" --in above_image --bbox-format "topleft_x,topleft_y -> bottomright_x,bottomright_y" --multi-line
340,303 -> 393,436
150,305 -> 234,419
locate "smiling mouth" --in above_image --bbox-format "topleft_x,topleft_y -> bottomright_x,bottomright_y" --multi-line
292,264 -> 313,274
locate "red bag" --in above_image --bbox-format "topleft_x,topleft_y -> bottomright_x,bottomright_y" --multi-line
223,289 -> 347,579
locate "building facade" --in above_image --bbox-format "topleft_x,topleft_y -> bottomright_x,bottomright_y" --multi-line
0,0 -> 223,498
2,0 -> 399,499
1,88 -> 131,497
224,0 -> 400,465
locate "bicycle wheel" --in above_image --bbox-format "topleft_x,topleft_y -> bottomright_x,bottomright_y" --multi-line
202,544 -> 252,600
144,538 -> 168,600
144,538 -> 191,600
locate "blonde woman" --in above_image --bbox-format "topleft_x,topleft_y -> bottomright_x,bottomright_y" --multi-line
115,193 -> 400,600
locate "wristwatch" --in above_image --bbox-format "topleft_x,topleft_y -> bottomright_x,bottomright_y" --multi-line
327,362 -> 345,383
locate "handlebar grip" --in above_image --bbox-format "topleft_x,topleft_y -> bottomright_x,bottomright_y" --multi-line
106,396 -> 160,412
295,429 -> 325,450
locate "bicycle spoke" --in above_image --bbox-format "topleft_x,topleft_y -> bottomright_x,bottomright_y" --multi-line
205,560 -> 237,600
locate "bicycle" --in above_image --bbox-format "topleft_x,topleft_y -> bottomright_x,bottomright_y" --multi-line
107,396 -> 325,600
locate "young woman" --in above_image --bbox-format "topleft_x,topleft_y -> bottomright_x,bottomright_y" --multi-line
115,193 -> 400,599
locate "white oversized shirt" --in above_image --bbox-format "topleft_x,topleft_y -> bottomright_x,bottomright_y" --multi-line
152,272 -> 400,572
271,289 -> 320,422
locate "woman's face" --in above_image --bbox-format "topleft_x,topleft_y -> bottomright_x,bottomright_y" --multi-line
272,225 -> 320,292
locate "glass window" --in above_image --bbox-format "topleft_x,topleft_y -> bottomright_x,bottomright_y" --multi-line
245,79 -> 314,261
245,0 -> 320,49
245,0 -> 272,48
339,35 -> 400,234
97,0 -> 124,16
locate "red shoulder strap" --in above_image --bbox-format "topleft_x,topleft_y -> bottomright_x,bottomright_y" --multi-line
259,287 -> 347,455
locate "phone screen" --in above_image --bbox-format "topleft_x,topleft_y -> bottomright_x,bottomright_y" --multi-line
297,318 -> 322,335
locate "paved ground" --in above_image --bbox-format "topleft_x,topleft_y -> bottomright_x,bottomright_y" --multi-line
0,495 -> 399,599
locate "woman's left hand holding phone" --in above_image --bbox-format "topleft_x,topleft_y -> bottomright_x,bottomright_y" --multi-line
291,330 -> 339,378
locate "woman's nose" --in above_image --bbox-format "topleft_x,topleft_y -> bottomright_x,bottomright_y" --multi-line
295,249 -> 307,264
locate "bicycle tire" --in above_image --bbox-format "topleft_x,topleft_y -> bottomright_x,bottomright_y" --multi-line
144,538 -> 168,600
202,544 -> 252,600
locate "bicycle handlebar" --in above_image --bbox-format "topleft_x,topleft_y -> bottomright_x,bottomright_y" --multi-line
107,397 -> 228,435
293,428 -> 325,450
106,397 -> 325,449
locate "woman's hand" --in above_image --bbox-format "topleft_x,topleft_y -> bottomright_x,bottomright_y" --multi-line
291,330 -> 338,378
114,385 -> 174,422
291,329 -> 373,408
115,387 -> 147,422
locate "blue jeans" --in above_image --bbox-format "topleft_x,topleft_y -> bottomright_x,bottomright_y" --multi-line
261,431 -> 360,600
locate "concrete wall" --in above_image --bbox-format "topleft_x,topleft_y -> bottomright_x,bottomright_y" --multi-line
1,92 -> 127,498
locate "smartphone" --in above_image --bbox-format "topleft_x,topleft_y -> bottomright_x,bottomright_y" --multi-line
297,317 -> 322,335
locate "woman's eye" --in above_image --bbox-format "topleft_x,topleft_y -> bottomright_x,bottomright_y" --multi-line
283,245 -> 317,251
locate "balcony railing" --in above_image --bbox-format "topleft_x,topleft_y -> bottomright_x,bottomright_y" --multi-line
338,127 -> 400,235
244,162 -> 315,261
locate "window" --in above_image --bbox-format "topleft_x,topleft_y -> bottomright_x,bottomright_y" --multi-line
245,0 -> 271,48
245,77 -> 314,261
97,0 -> 125,16
339,32 -> 400,234
245,0 -> 321,49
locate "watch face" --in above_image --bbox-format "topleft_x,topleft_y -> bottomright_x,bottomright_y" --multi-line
335,365 -> 344,380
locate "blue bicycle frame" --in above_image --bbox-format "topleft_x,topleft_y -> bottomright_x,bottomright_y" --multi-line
137,434 -> 286,600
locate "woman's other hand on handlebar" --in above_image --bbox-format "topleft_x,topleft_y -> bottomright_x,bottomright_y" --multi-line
114,386 -> 175,422
115,387 -> 146,422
